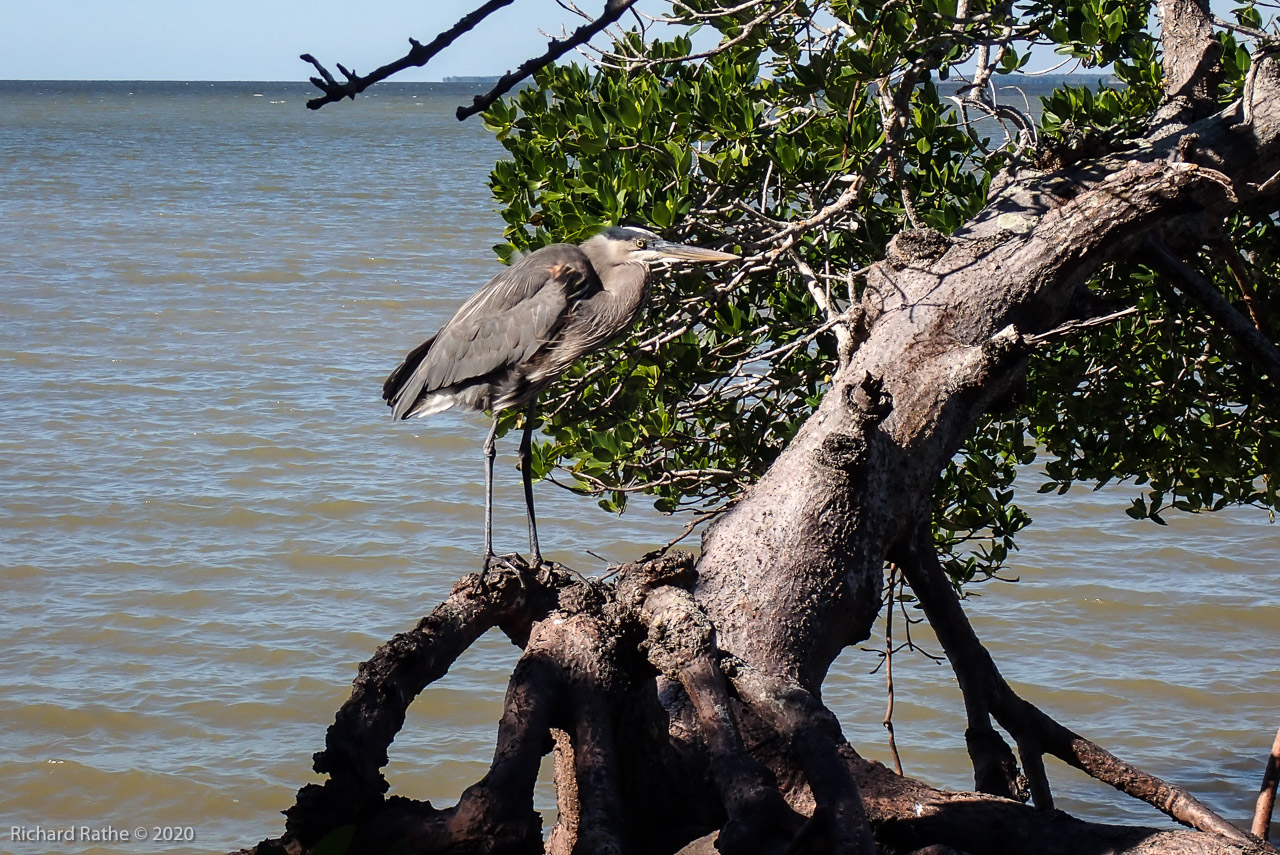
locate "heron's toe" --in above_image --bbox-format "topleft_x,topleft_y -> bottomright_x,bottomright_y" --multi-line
492,553 -> 526,573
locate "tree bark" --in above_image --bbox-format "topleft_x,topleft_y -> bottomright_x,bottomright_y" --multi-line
1256,726 -> 1280,840
239,52 -> 1280,855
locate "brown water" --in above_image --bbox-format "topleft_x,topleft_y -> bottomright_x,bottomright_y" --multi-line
1,81 -> 1276,854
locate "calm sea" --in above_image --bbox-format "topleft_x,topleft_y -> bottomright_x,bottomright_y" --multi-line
0,80 -> 1276,854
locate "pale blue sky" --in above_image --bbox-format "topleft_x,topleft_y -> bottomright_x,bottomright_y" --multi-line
0,0 -> 1179,83
0,0 -> 663,81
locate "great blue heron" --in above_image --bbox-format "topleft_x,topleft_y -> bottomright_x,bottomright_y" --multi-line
383,225 -> 738,567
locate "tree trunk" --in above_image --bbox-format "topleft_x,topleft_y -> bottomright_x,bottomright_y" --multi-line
237,56 -> 1280,855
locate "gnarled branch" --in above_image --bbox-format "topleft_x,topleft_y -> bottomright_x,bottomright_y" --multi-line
302,0 -> 639,121
302,0 -> 519,110
282,560 -> 565,846
896,525 -> 1259,846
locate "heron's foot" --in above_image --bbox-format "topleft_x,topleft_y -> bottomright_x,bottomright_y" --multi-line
489,552 -> 529,572
475,552 -> 522,594
528,557 -> 596,587
478,553 -> 578,586
530,554 -> 556,585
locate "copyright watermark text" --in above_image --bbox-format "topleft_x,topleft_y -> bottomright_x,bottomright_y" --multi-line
10,825 -> 196,844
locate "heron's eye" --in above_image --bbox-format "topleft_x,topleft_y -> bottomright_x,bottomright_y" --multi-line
635,239 -> 647,249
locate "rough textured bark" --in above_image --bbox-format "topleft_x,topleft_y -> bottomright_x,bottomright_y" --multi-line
236,39 -> 1280,855
1153,0 -> 1223,125
695,49 -> 1280,697
1256,726 -> 1280,841
238,556 -> 1278,855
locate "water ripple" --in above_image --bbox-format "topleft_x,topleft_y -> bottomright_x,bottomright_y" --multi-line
1,81 -> 1277,852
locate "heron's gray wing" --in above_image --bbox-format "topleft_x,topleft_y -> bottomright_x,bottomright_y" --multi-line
428,264 -> 584,388
384,245 -> 595,413
381,332 -> 436,403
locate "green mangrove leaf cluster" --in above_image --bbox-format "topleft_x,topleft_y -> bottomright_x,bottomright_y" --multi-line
481,0 -> 1277,583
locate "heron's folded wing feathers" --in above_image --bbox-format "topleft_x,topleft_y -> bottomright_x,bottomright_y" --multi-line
382,333 -> 436,403
426,276 -> 575,389
384,246 -> 594,415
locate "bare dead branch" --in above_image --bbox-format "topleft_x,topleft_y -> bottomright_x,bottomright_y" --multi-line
302,0 -> 519,110
302,0 -> 638,120
1024,306 -> 1140,346
606,0 -> 797,67
949,76 -> 1039,156
456,0 -> 641,119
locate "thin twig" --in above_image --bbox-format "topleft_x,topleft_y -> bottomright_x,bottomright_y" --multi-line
457,0 -> 641,119
1215,242 -> 1271,335
1024,306 -> 1140,346
883,565 -> 905,775
789,251 -> 857,367
639,508 -> 727,560
876,76 -> 925,229
758,166 -> 874,250
608,0 -> 796,66
1213,15 -> 1277,42
666,0 -> 775,21
300,0 -> 639,119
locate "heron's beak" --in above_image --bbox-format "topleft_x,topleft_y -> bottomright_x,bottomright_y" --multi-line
653,241 -> 740,263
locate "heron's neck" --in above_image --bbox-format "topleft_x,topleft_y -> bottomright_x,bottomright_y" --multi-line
581,240 -> 653,324
606,261 -> 651,319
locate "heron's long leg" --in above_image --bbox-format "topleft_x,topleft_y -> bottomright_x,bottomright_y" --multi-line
482,416 -> 499,567
518,403 -> 543,565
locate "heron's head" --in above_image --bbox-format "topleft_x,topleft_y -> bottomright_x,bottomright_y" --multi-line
588,225 -> 739,267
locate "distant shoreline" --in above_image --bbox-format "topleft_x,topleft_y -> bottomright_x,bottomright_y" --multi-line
0,79 -> 498,93
0,78 -> 490,86
0,73 -> 1113,87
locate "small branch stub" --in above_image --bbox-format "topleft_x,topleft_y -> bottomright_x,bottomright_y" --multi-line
1255,725 -> 1280,840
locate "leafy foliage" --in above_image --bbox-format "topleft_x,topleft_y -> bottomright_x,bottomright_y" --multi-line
480,0 -> 1279,583
1026,235 -> 1280,524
